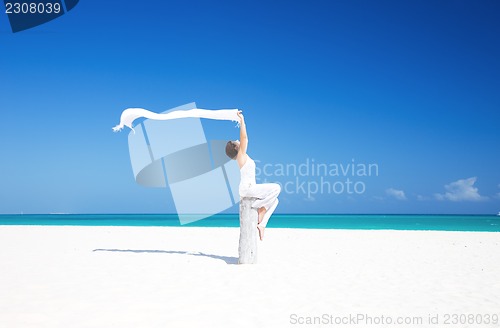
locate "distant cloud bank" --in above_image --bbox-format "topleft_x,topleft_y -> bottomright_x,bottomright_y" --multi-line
434,177 -> 487,202
386,188 -> 407,200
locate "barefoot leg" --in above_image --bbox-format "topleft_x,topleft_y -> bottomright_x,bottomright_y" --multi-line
257,224 -> 265,241
258,207 -> 267,224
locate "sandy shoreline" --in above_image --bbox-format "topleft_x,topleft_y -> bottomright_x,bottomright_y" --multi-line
0,226 -> 499,327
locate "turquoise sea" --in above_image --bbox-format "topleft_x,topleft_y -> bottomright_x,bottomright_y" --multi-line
0,214 -> 499,232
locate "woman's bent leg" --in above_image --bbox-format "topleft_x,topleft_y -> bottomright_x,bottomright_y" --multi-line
241,183 -> 281,240
256,198 -> 279,240
248,183 -> 281,211
258,198 -> 279,228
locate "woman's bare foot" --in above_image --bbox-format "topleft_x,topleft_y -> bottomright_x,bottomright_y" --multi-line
258,207 -> 267,224
257,224 -> 265,241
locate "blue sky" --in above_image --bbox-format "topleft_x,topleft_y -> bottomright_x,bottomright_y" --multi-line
1,0 -> 499,214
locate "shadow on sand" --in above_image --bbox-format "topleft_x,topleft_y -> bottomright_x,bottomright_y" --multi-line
92,248 -> 239,265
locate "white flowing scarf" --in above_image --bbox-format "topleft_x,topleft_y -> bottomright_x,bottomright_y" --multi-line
112,107 -> 240,133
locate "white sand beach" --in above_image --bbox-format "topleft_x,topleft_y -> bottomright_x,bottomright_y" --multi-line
0,226 -> 499,328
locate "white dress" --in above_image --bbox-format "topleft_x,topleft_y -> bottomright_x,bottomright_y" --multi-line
238,155 -> 281,228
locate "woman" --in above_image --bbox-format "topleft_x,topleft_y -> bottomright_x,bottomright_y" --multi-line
225,111 -> 281,240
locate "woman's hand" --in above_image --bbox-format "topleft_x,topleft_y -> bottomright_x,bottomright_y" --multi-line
237,110 -> 245,124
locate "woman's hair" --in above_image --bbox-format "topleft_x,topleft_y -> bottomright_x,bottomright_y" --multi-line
225,141 -> 238,159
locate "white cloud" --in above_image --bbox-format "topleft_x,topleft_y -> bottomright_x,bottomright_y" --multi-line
386,188 -> 407,200
434,177 -> 487,202
417,195 -> 429,201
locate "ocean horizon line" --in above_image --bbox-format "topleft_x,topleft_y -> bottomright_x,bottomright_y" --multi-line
1,213 -> 498,232
2,212 -> 499,216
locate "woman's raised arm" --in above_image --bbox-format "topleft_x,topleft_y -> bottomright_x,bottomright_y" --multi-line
237,111 -> 248,159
